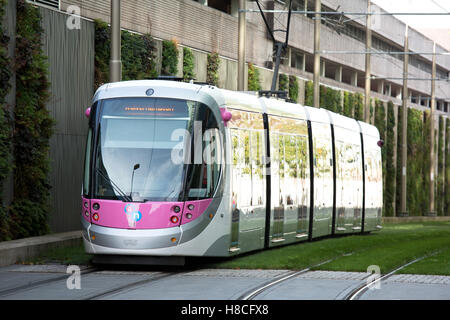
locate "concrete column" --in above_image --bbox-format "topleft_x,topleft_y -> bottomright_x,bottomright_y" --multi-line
395,87 -> 402,100
110,0 -> 122,82
385,83 -> 391,97
335,66 -> 342,82
286,47 -> 292,67
350,71 -> 358,87
313,0 -> 321,108
302,53 -> 306,71
320,60 -> 325,77
364,0 -> 372,123
377,80 -> 384,94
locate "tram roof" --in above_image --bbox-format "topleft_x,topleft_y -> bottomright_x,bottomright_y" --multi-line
92,80 -> 379,138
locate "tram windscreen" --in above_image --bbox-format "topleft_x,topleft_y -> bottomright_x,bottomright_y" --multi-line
93,97 -> 222,202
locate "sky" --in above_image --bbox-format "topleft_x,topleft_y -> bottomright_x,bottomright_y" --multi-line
371,0 -> 450,50
371,0 -> 450,29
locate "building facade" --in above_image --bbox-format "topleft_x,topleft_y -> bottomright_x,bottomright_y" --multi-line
3,0 -> 449,232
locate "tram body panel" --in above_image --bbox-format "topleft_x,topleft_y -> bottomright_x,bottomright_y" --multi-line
81,80 -> 383,260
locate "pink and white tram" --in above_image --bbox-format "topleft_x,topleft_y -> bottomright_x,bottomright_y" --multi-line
81,80 -> 382,263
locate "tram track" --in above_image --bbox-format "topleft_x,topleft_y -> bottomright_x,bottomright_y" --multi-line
0,266 -> 99,298
345,250 -> 444,300
238,254 -> 349,300
238,249 -> 444,301
83,269 -> 192,300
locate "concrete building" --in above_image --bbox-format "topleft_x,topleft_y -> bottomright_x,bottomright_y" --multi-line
5,0 -> 448,232
53,0 -> 450,112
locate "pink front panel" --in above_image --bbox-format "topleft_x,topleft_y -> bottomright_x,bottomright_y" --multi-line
82,198 -> 213,230
181,199 -> 213,225
81,198 -> 91,223
88,199 -> 184,229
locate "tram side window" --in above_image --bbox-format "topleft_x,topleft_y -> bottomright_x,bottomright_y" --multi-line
186,104 -> 223,199
83,128 -> 92,196
229,110 -> 265,209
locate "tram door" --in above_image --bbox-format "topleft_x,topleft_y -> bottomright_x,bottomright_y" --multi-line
229,110 -> 266,253
334,126 -> 363,233
268,115 -> 310,245
310,122 -> 334,238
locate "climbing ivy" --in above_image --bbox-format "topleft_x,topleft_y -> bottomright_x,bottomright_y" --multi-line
305,80 -> 313,106
182,47 -> 196,81
278,73 -> 288,92
0,0 -> 12,240
8,0 -> 55,239
247,63 -> 261,91
161,39 -> 179,76
445,120 -> 450,215
288,75 -> 299,103
384,102 -> 396,217
407,109 -> 428,216
436,116 -> 444,215
206,52 -> 220,86
94,19 -> 158,89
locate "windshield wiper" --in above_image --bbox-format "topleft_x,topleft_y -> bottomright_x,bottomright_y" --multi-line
96,168 -> 132,202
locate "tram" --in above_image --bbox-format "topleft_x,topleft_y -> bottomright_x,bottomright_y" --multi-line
81,80 -> 382,262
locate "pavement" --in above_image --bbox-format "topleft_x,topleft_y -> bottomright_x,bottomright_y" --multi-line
0,231 -> 82,267
0,229 -> 449,300
0,265 -> 449,300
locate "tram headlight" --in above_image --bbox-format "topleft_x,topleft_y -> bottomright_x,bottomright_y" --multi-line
173,205 -> 181,213
186,213 -> 192,219
93,203 -> 100,210
187,204 -> 195,210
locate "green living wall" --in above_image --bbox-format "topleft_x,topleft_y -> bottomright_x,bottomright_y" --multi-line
94,19 -> 158,89
436,116 -> 445,216
445,120 -> 450,215
182,47 -> 195,81
206,52 -> 220,86
247,63 -> 261,91
384,102 -> 396,217
7,0 -> 55,239
0,0 -> 12,240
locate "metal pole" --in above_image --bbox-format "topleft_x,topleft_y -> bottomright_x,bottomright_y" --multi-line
400,25 -> 409,216
110,0 -> 122,82
313,0 -> 321,108
364,0 -> 371,123
429,42 -> 436,216
271,43 -> 284,91
238,0 -> 246,91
